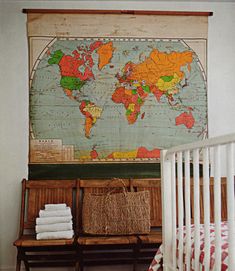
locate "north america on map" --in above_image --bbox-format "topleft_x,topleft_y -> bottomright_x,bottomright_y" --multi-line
29,37 -> 207,163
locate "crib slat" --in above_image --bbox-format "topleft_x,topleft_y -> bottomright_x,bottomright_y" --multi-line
226,143 -> 235,270
213,145 -> 221,271
171,153 -> 177,270
203,147 -> 210,271
177,152 -> 184,271
193,149 -> 200,271
184,150 -> 191,271
161,150 -> 175,270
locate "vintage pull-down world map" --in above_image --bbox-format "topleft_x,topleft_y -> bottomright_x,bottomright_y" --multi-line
29,36 -> 207,163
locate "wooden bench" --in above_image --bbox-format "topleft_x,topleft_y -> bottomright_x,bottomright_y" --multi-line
14,178 -> 163,271
76,178 -> 139,271
13,179 -> 78,271
76,178 -> 163,270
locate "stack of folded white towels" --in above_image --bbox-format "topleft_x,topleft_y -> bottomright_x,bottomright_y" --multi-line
36,203 -> 74,240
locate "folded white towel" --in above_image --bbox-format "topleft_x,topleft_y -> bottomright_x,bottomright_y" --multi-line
36,222 -> 73,233
45,203 -> 67,211
36,230 -> 74,240
39,207 -> 72,218
36,216 -> 72,225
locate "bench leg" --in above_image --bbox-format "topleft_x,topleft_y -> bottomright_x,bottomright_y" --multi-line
75,260 -> 80,271
16,247 -> 23,271
20,248 -> 30,271
16,257 -> 21,271
79,246 -> 84,271
75,246 -> 80,271
133,243 -> 139,271
23,259 -> 30,271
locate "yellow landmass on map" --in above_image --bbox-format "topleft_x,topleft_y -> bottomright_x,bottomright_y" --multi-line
128,49 -> 193,86
112,150 -> 138,159
83,104 -> 102,120
157,73 -> 181,92
83,104 -> 102,138
97,42 -> 114,70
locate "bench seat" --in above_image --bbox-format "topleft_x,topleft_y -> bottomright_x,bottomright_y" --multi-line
14,234 -> 75,247
78,235 -> 137,245
138,229 -> 162,244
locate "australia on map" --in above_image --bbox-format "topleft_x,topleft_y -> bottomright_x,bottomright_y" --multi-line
29,37 -> 207,163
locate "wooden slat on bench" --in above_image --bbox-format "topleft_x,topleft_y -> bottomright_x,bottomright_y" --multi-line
190,177 -> 228,224
78,235 -> 137,245
14,234 -> 74,247
79,178 -> 130,188
131,178 -> 162,227
25,179 -> 76,229
137,230 -> 162,244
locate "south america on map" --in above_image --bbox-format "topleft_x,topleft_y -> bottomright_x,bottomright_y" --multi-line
29,37 -> 207,163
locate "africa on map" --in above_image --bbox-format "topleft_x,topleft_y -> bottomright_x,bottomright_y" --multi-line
29,37 -> 207,163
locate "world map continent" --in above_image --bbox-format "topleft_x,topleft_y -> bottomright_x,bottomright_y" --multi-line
48,40 -> 114,138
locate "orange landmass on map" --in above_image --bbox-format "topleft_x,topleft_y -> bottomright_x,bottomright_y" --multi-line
97,42 -> 114,70
175,111 -> 195,129
85,117 -> 93,138
126,49 -> 193,85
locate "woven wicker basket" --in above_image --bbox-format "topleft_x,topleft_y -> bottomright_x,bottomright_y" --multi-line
82,189 -> 151,235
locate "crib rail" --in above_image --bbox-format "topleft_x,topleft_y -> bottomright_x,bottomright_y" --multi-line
161,133 -> 235,271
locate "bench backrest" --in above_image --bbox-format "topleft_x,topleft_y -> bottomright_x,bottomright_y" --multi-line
131,178 -> 162,227
190,177 -> 227,223
19,179 -> 77,235
77,178 -> 131,234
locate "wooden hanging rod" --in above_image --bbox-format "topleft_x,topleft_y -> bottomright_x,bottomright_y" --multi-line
22,9 -> 213,16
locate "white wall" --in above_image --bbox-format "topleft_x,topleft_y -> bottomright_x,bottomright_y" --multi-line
0,1 -> 235,270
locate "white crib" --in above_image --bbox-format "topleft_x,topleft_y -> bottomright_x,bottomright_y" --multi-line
160,133 -> 235,271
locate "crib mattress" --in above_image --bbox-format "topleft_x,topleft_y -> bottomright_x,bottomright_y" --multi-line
148,221 -> 229,271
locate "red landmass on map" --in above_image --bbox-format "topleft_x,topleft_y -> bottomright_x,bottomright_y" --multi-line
150,85 -> 164,102
59,52 -> 94,80
58,41 -> 105,81
112,87 -> 143,124
175,111 -> 195,129
137,147 -> 161,159
90,149 -> 99,159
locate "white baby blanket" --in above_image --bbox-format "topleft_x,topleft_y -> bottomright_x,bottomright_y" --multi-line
36,216 -> 72,225
36,222 -> 73,233
36,230 -> 74,240
39,207 -> 72,218
45,203 -> 67,211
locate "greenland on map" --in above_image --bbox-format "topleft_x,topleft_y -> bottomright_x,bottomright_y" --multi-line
29,37 -> 207,163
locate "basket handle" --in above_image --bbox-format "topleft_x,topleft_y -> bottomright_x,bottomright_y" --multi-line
106,178 -> 128,195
